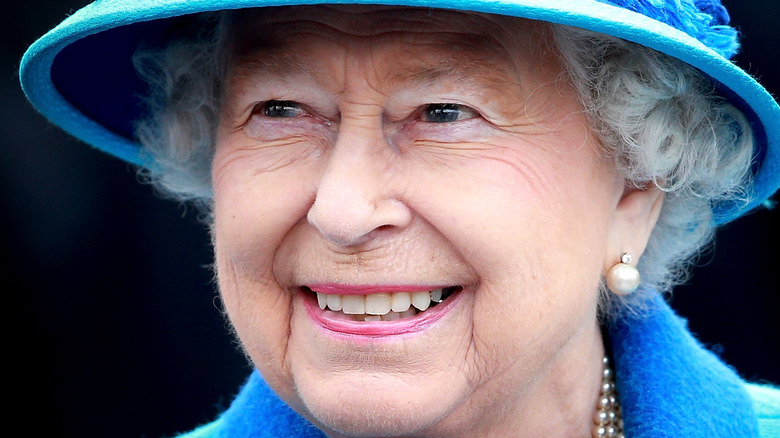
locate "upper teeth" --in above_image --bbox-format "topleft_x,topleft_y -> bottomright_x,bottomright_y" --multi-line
316,289 -> 445,315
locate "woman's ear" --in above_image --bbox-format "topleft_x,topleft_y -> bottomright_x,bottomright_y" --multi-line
603,185 -> 665,270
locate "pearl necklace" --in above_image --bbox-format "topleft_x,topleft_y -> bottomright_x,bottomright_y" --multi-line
592,356 -> 624,438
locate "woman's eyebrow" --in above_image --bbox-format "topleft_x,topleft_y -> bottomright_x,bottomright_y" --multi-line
393,64 -> 467,86
229,46 -> 512,99
230,47 -> 315,81
388,60 -> 515,96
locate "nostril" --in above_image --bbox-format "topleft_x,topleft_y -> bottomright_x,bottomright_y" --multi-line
308,209 -> 367,246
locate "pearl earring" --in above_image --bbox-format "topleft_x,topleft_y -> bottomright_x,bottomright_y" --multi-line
606,253 -> 641,296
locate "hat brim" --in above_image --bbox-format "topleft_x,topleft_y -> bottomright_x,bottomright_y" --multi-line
19,0 -> 780,223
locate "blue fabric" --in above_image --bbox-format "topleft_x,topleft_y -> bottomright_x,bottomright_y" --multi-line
19,0 -> 780,223
608,295 -> 759,437
598,0 -> 739,58
747,384 -> 780,437
178,372 -> 326,438
176,295 -> 776,437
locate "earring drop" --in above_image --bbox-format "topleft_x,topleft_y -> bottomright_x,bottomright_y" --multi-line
606,253 -> 640,296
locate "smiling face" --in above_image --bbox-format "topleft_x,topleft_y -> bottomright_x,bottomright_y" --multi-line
211,6 -> 639,437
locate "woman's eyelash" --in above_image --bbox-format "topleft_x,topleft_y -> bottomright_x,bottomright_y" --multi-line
251,101 -> 479,125
420,104 -> 479,123
256,100 -> 307,118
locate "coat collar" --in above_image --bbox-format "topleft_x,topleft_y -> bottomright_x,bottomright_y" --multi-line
608,294 -> 758,437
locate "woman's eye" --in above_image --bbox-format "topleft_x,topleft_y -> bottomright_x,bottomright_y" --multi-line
421,103 -> 478,123
260,100 -> 307,118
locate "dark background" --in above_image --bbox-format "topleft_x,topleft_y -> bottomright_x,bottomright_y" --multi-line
2,1 -> 778,436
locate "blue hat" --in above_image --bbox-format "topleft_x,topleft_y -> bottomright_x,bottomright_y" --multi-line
20,0 -> 780,223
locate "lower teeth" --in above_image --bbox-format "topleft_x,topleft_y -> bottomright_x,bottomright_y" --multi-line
351,308 -> 418,322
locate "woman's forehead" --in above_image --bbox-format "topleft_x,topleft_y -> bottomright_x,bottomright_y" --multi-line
233,6 -> 533,37
229,5 -> 548,54
225,6 -> 557,95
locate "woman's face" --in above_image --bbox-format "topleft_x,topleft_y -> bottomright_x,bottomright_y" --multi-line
212,6 -> 630,437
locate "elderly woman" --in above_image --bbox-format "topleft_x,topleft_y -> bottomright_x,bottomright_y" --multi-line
20,0 -> 779,437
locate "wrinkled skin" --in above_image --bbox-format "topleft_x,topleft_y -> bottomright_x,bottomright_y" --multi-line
211,6 -> 663,437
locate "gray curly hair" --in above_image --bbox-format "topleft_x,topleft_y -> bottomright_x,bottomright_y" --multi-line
131,11 -> 754,321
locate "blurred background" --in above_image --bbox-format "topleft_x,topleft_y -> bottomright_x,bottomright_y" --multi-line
2,1 -> 778,436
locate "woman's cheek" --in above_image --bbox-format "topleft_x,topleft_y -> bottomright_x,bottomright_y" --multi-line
216,247 -> 298,401
212,182 -> 301,394
213,140 -> 323,287
215,138 -> 327,182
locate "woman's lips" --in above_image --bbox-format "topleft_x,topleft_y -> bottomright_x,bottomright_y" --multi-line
302,285 -> 462,336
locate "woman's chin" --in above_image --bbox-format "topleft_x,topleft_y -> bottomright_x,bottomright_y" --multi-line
278,285 -> 476,435
294,373 -> 463,437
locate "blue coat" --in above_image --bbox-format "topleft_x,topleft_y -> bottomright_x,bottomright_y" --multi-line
178,295 -> 780,437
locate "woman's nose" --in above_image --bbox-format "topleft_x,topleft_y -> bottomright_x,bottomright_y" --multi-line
307,133 -> 412,247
